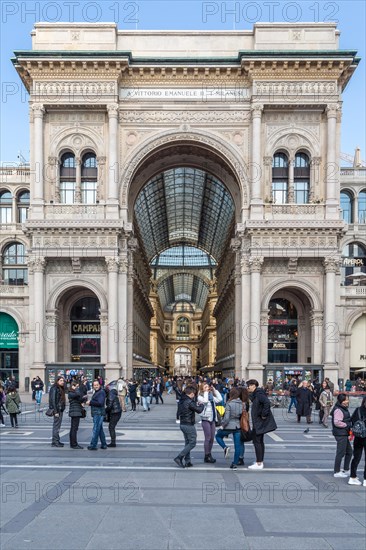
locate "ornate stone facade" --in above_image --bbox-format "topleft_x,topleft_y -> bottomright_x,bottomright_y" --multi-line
0,22 -> 363,389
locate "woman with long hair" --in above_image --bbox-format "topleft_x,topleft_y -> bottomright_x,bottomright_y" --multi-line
215,387 -> 245,469
348,396 -> 366,486
48,376 -> 66,447
331,393 -> 352,478
197,381 -> 222,463
68,380 -> 87,449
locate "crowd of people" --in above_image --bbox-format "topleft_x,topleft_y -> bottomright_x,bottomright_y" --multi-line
0,373 -> 365,486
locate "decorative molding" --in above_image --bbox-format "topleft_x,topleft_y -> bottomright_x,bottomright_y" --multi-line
255,81 -> 337,98
33,81 -> 117,97
323,256 -> 341,273
249,256 -> 264,273
71,258 -> 82,273
105,256 -> 119,272
27,256 -> 46,273
118,109 -> 250,124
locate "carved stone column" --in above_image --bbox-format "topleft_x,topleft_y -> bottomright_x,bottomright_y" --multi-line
250,103 -> 264,218
231,238 -> 242,376
310,311 -> 323,365
288,158 -> 295,203
241,255 -> 251,376
325,104 -> 339,216
45,310 -> 58,363
127,237 -> 138,377
310,157 -> 321,203
323,257 -> 340,385
248,256 -> 264,380
29,256 -> 46,369
263,156 -> 272,203
75,156 -> 82,203
48,156 -> 58,202
105,256 -> 119,370
107,104 -> 119,203
118,251 -> 128,376
32,104 -> 45,203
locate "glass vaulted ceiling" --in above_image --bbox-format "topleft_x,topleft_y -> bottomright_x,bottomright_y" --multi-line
134,168 -> 235,262
134,167 -> 235,312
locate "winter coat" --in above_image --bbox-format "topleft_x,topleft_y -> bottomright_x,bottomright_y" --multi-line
198,390 -> 222,422
351,406 -> 366,440
178,394 -> 204,425
106,388 -> 122,415
128,383 -> 138,399
289,384 -> 298,398
250,388 -> 277,435
140,383 -> 151,397
222,397 -> 244,430
49,385 -> 66,413
6,392 -> 21,414
89,388 -> 106,417
331,404 -> 351,436
34,379 -> 44,391
319,390 -> 334,409
296,387 -> 313,417
68,388 -> 86,418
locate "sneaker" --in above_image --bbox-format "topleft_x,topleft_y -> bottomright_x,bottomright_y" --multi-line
343,470 -> 350,476
224,446 -> 231,459
100,446 -> 107,449
107,443 -> 116,448
348,477 -> 362,486
363,480 -> 366,487
230,463 -> 238,470
248,463 -> 264,470
237,458 -> 245,466
87,446 -> 97,451
334,471 -> 348,478
185,462 -> 193,468
0,423 -> 5,427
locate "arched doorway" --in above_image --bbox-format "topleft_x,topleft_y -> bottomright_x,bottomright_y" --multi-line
174,346 -> 192,377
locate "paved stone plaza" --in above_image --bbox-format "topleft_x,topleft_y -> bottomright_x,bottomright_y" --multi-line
0,393 -> 365,550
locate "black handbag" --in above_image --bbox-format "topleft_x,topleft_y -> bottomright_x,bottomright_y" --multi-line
45,408 -> 54,417
215,410 -> 223,427
240,429 -> 253,442
81,408 -> 87,419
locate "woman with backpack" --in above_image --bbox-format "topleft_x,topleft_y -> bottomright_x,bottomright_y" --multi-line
348,396 -> 366,486
215,387 -> 245,469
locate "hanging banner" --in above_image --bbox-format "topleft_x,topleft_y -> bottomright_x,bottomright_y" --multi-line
0,313 -> 19,349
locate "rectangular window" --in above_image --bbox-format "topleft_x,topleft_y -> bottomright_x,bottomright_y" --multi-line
3,269 -> 28,286
272,181 -> 288,204
294,180 -> 309,204
81,181 -> 97,204
18,207 -> 28,223
0,207 -> 12,224
60,182 -> 75,204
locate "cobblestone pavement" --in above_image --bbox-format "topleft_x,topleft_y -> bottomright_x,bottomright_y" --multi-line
0,394 -> 365,550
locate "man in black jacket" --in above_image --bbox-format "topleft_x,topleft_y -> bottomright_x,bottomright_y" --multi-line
174,386 -> 204,468
86,380 -> 107,450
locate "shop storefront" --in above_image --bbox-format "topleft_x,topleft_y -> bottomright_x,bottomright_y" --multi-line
264,364 -> 323,388
0,313 -> 19,384
45,363 -> 105,391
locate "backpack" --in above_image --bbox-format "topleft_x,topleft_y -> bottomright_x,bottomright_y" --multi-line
352,408 -> 366,438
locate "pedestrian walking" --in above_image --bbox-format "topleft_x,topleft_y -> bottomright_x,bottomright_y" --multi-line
87,380 -> 107,450
154,378 -> 164,404
31,378 -> 37,401
128,380 -> 138,411
140,379 -> 151,411
197,382 -> 222,463
331,393 -> 352,478
0,386 -> 6,427
215,387 -> 246,469
49,376 -> 66,447
117,377 -> 127,412
105,384 -> 122,447
174,385 -> 204,468
287,379 -> 298,413
34,376 -> 44,409
348,396 -> 366,486
296,380 -> 313,424
68,381 -> 87,449
173,378 -> 183,423
6,387 -> 21,428
319,382 -> 334,428
247,380 -> 277,469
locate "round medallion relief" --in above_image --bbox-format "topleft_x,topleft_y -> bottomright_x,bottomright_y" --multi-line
72,135 -> 83,149
126,132 -> 138,146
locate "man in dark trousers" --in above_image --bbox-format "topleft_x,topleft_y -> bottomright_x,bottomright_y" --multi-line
87,380 -> 107,450
247,379 -> 277,470
296,380 -> 314,424
174,386 -> 204,468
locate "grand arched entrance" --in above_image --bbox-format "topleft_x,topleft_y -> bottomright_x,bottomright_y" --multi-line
128,152 -> 241,378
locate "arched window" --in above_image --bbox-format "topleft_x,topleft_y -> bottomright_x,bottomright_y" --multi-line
0,190 -> 12,224
359,190 -> 366,224
177,317 -> 190,338
17,190 -> 30,223
272,153 -> 288,204
59,153 -> 76,204
294,153 -> 310,204
2,243 -> 27,285
81,153 -> 97,204
268,298 -> 298,363
340,191 -> 353,223
341,242 -> 366,286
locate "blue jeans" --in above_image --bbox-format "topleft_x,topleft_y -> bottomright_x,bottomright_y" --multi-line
90,415 -> 107,448
35,390 -> 42,405
142,396 -> 150,410
216,429 -> 244,465
288,397 -> 297,412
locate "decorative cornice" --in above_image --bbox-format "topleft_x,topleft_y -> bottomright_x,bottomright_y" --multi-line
27,256 -> 46,273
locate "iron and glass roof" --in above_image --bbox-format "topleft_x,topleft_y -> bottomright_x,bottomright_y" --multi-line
134,167 -> 233,312
134,167 -> 235,262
